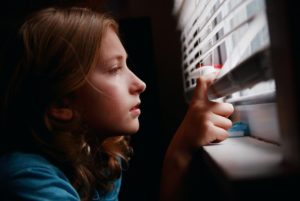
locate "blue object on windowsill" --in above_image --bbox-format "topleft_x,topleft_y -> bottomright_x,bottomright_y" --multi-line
228,121 -> 250,137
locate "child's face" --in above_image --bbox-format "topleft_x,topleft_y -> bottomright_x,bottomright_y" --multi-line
75,27 -> 146,137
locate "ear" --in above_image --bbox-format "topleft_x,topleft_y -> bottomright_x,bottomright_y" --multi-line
47,99 -> 73,121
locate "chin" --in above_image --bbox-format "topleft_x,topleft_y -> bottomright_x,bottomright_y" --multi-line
125,122 -> 140,134
127,127 -> 140,134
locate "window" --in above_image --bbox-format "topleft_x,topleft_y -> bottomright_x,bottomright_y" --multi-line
174,0 -> 278,143
173,0 -> 300,187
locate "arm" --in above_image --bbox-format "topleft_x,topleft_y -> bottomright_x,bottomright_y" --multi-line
160,74 -> 234,201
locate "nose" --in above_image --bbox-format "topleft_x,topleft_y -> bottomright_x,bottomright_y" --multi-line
130,71 -> 146,94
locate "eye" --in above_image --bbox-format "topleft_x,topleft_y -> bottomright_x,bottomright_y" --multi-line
108,66 -> 122,74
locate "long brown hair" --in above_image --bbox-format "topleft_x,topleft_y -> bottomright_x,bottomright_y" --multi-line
0,7 -> 132,200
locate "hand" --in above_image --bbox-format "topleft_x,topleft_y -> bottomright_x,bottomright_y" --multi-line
172,73 -> 234,153
160,73 -> 234,201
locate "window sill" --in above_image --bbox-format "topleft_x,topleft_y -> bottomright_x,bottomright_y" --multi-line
202,136 -> 284,181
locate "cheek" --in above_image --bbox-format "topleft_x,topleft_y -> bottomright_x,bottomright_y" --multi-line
80,84 -> 127,130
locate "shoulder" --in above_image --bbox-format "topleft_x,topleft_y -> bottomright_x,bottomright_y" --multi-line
0,152 -> 59,175
96,174 -> 122,201
0,152 -> 80,201
94,157 -> 123,201
0,152 -> 67,182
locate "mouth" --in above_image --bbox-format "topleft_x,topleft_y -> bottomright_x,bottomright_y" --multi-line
130,102 -> 141,111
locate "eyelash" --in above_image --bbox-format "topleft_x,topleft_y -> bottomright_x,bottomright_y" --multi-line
108,66 -> 122,74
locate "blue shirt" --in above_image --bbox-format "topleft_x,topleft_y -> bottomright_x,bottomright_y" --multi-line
0,152 -> 121,201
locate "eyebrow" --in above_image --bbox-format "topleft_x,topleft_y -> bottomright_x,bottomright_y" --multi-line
106,52 -> 128,63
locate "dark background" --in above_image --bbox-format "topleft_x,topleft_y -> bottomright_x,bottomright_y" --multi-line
0,1 -> 187,200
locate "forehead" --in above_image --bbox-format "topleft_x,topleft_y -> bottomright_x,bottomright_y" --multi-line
99,26 -> 127,63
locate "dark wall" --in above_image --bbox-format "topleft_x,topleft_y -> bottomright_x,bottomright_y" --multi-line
117,17 -> 162,201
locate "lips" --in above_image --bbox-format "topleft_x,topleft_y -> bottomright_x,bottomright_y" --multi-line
130,103 -> 140,111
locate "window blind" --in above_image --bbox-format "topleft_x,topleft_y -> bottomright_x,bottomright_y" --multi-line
175,0 -> 274,103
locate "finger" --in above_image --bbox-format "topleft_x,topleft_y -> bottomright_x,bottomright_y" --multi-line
210,113 -> 233,130
192,73 -> 217,101
200,71 -> 219,89
205,70 -> 220,87
210,126 -> 229,143
210,102 -> 234,117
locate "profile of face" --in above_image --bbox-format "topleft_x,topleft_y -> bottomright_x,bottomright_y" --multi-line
74,26 -> 146,138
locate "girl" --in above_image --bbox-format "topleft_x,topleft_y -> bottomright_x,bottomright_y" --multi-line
0,6 -> 233,201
